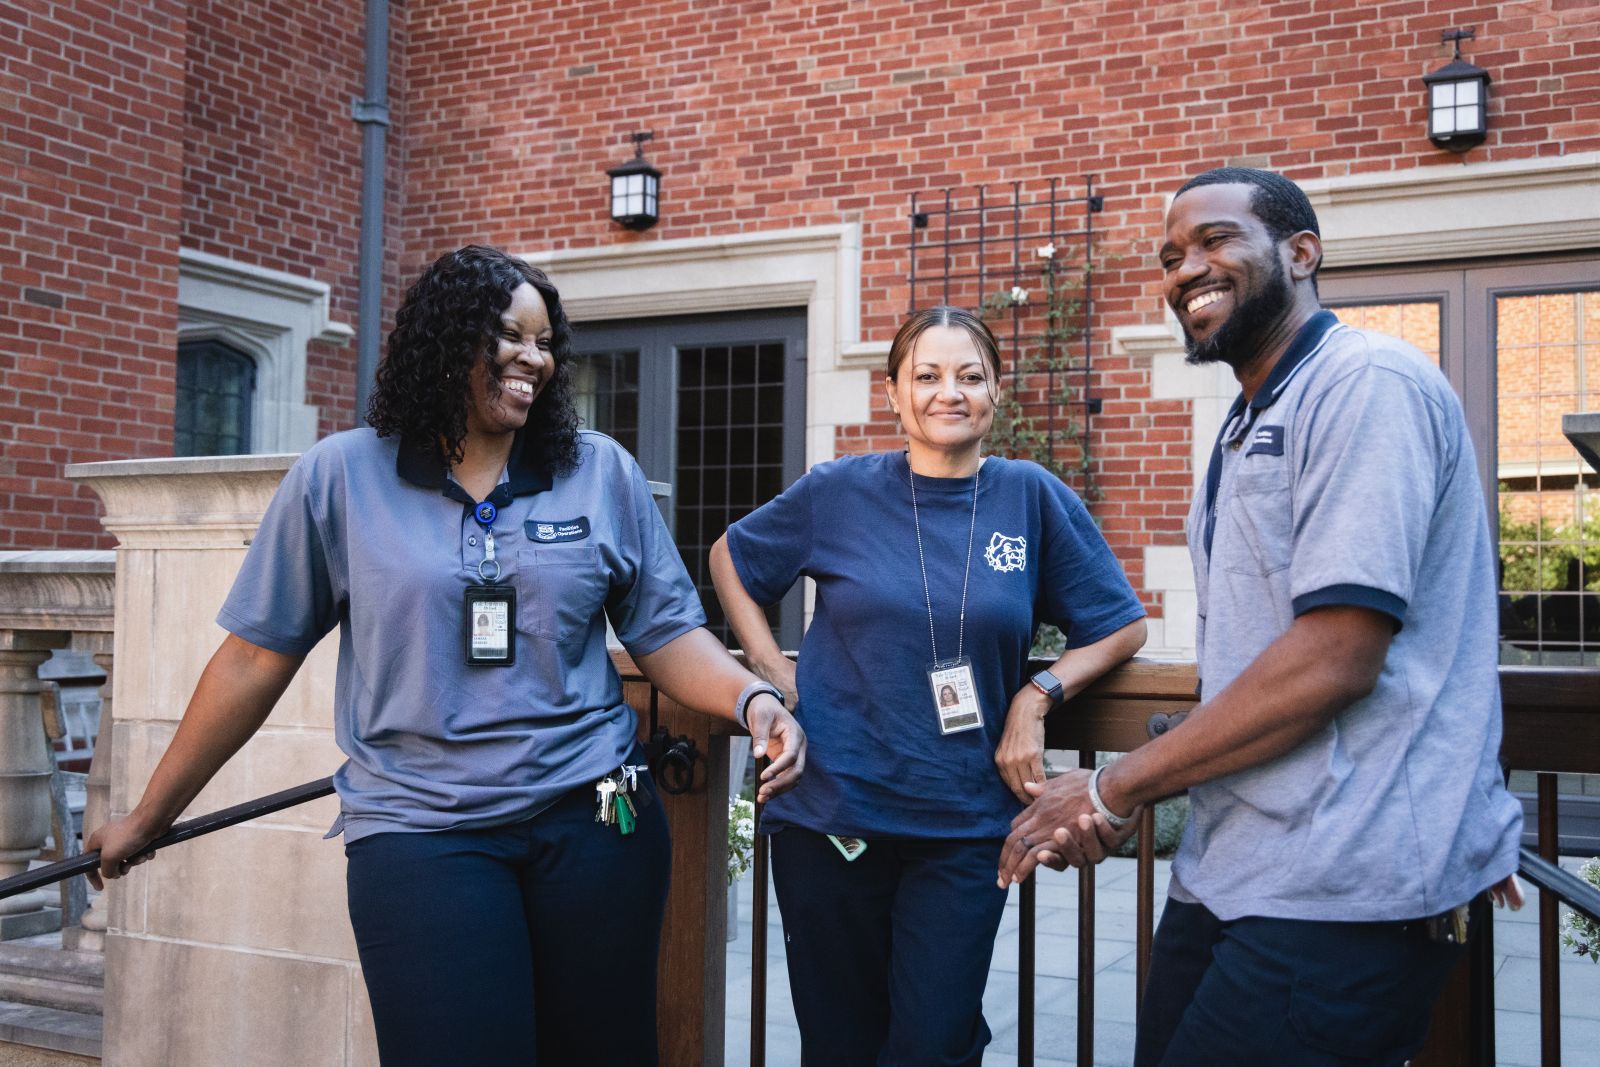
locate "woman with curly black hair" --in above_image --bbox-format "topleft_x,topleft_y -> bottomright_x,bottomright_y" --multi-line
88,245 -> 807,1065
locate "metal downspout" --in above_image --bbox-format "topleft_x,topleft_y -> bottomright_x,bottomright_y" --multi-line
353,0 -> 390,423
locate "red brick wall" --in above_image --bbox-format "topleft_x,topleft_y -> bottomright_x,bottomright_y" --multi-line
182,0 -> 389,441
396,0 -> 1600,605
6,0 -> 1597,561
0,0 -> 187,549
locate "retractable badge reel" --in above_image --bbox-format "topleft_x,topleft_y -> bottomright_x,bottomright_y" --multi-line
464,500 -> 515,667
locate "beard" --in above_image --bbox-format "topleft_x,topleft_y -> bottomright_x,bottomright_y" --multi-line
1182,254 -> 1292,368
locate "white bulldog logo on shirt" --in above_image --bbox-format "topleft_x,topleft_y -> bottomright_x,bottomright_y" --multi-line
984,532 -> 1027,573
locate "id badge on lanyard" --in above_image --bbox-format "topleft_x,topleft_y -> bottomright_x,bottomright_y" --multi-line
909,459 -> 987,738
927,656 -> 983,734
464,500 -> 516,667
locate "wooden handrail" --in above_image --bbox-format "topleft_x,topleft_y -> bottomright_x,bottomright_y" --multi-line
1031,657 -> 1599,776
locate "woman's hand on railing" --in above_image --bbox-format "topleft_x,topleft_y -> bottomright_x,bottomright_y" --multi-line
748,694 -> 806,804
995,685 -> 1051,803
83,812 -> 166,891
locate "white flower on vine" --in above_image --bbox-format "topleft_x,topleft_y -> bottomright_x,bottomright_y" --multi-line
1037,243 -> 1056,259
1010,286 -> 1029,305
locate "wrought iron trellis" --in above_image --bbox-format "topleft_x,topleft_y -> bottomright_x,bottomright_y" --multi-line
906,178 -> 1104,492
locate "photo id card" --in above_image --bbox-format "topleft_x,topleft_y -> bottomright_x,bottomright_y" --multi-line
928,657 -> 983,735
464,584 -> 515,666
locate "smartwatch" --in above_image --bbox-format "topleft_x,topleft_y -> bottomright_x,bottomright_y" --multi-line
1029,669 -> 1064,705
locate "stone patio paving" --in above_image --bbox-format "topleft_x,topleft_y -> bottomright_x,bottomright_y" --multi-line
724,855 -> 1600,1066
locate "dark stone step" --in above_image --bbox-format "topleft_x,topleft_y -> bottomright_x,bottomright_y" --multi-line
0,999 -> 101,1060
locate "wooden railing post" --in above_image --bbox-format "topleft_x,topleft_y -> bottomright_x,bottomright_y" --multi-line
616,655 -> 732,1067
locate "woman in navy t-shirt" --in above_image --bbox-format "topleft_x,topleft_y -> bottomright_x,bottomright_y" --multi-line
711,305 -> 1146,1066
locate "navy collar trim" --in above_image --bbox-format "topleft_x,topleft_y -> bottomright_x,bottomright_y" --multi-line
1202,309 -> 1340,560
395,430 -> 553,504
1247,309 -> 1341,412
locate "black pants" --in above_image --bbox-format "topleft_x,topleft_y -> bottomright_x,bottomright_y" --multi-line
1135,899 -> 1464,1067
771,828 -> 1008,1067
345,776 -> 671,1066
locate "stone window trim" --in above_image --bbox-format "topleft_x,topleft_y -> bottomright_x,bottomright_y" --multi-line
177,248 -> 353,454
519,223 -> 866,472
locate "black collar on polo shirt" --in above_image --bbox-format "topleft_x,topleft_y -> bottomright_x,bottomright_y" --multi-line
396,428 -> 554,508
1201,309 -> 1341,558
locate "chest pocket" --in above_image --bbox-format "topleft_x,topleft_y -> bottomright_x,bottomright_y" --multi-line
1218,460 -> 1293,577
518,543 -> 607,642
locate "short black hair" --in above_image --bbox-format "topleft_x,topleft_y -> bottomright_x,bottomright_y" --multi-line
1175,167 -> 1320,242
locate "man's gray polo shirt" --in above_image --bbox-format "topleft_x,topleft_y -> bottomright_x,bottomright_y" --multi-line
218,428 -> 706,842
1176,311 -> 1522,922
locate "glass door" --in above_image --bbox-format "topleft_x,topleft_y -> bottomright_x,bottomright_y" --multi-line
1323,259 -> 1600,667
572,309 -> 807,650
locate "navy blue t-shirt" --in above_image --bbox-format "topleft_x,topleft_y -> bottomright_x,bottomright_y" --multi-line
727,451 -> 1145,840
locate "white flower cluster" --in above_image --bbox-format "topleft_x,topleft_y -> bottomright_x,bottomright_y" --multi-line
1560,857 -> 1600,963
727,796 -> 757,885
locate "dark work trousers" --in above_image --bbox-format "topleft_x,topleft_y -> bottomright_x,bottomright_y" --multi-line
1135,899 -> 1465,1067
344,775 -> 671,1066
770,828 -> 1009,1067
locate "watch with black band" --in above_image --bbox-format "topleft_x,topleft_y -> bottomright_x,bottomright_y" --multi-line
734,681 -> 784,732
1028,669 -> 1064,705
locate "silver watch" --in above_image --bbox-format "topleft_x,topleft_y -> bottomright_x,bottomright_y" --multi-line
1088,766 -> 1132,829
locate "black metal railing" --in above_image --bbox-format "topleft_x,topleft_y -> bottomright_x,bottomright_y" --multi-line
742,661 -> 1600,1067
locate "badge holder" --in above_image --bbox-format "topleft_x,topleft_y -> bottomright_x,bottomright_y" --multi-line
464,501 -> 515,667
928,656 -> 983,735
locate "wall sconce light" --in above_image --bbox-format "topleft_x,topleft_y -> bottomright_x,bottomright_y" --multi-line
1422,29 -> 1491,153
607,131 -> 661,231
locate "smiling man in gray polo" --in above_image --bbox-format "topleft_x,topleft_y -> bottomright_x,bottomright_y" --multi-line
1000,168 -> 1524,1066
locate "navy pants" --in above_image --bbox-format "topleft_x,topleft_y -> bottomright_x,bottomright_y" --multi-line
1135,899 -> 1464,1067
770,828 -> 1008,1067
345,776 -> 671,1066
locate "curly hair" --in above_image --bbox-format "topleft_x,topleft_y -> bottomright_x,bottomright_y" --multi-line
367,245 -> 582,475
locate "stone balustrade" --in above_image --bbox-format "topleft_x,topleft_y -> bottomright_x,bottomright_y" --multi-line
65,455 -> 356,1066
0,552 -> 115,943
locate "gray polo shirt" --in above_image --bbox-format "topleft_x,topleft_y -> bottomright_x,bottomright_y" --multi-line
219,428 -> 706,842
1176,311 -> 1523,922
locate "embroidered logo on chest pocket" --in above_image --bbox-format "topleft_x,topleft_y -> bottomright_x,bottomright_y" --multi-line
984,532 -> 1027,573
1246,425 -> 1285,456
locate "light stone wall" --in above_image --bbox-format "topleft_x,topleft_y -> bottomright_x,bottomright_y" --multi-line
67,456 -> 372,1067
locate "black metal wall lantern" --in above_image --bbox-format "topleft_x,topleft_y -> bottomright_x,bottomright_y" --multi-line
607,131 -> 661,231
1422,29 -> 1491,152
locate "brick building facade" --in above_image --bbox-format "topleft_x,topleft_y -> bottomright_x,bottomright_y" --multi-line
5,0 -> 1598,656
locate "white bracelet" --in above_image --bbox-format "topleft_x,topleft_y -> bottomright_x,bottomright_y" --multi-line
734,681 -> 783,732
1088,766 -> 1132,829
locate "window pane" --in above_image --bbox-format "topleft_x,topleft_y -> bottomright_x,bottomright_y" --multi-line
675,340 -> 789,645
1433,107 -> 1456,135
175,340 -> 254,457
567,349 -> 641,457
1328,301 -> 1441,365
1495,290 -> 1600,665
1456,79 -> 1479,105
1431,83 -> 1455,108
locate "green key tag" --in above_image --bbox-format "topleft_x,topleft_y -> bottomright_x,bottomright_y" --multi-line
616,791 -> 637,836
828,834 -> 867,861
